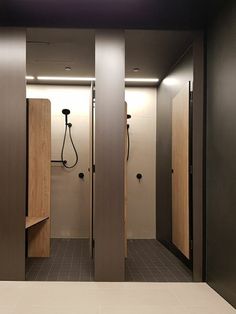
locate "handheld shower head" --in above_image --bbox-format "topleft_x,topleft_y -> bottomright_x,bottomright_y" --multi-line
62,109 -> 70,125
62,109 -> 70,115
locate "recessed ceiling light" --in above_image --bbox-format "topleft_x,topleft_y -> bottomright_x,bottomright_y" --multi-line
65,66 -> 72,71
133,67 -> 140,72
26,76 -> 35,80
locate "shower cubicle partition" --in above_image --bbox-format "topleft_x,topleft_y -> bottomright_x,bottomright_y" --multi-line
26,99 -> 51,257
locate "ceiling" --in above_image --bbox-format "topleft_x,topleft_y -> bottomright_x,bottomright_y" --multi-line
27,28 -> 193,84
1,0 -> 206,29
27,29 -> 95,78
125,30 -> 193,79
0,0 -> 228,30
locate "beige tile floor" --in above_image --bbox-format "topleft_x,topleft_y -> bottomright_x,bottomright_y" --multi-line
0,282 -> 235,314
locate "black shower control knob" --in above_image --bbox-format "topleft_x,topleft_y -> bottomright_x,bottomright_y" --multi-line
136,173 -> 142,181
79,173 -> 84,179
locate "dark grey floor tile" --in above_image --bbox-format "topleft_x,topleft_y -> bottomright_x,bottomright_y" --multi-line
26,238 -> 94,282
125,239 -> 193,283
26,238 -> 192,283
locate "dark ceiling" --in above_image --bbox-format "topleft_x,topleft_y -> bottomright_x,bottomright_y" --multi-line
0,0 -> 226,30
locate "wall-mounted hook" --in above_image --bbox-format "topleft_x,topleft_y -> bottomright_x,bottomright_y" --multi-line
136,173 -> 142,182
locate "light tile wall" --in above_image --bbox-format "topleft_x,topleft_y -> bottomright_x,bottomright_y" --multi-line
26,85 -> 156,240
126,87 -> 157,239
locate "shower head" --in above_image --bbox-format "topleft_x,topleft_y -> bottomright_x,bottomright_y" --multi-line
62,109 -> 70,125
62,109 -> 70,115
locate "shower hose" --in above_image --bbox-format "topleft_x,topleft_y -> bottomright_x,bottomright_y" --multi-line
61,123 -> 79,169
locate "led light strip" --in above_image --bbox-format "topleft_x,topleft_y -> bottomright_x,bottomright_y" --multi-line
37,77 -> 159,83
26,76 -> 159,83
37,76 -> 96,81
125,78 -> 159,83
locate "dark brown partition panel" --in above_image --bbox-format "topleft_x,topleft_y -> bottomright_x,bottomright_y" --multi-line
207,1 -> 236,306
95,30 -> 125,281
192,32 -> 204,281
0,28 -> 26,280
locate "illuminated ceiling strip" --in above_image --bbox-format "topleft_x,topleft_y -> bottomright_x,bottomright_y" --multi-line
125,78 -> 159,83
37,76 -> 159,83
37,76 -> 96,81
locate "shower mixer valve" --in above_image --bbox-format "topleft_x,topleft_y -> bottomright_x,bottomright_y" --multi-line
136,173 -> 143,182
78,172 -> 84,179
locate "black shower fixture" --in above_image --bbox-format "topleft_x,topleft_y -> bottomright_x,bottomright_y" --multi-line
136,173 -> 143,182
62,108 -> 70,126
61,109 -> 79,169
62,108 -> 70,115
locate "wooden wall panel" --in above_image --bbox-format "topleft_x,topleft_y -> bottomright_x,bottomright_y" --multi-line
89,83 -> 94,257
95,30 -> 125,281
124,102 -> 128,257
0,28 -> 26,280
28,99 -> 51,257
172,84 -> 190,258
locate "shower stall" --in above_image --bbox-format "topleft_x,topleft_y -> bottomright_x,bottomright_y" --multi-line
0,27 -> 204,283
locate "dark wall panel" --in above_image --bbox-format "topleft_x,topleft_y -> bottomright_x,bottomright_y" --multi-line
0,28 -> 26,280
206,1 -> 236,307
95,30 -> 125,281
192,33 -> 205,281
156,49 -> 193,243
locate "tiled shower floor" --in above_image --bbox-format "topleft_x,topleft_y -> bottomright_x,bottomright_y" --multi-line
125,239 -> 192,282
26,239 -> 94,281
26,239 -> 192,282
